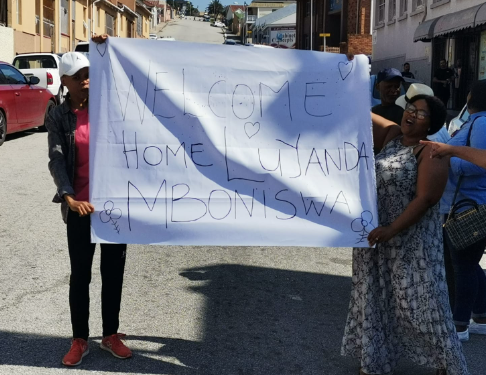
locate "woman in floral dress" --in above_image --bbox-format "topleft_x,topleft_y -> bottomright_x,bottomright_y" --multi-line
341,94 -> 468,375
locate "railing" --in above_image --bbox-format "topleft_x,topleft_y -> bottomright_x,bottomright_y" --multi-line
247,15 -> 257,22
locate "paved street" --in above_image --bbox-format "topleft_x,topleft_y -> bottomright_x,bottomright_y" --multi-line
155,18 -> 225,45
1,20 -> 486,375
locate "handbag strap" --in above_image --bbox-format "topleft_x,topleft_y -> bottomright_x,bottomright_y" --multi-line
449,116 -> 482,208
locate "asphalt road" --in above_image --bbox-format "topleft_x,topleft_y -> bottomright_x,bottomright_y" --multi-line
155,17 -> 225,45
1,20 -> 486,375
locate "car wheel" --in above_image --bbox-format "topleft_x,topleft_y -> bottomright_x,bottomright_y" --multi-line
0,110 -> 6,146
38,100 -> 55,132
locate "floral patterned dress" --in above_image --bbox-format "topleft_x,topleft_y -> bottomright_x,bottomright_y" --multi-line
341,137 -> 469,375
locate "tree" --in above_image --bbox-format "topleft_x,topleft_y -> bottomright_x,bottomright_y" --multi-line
207,0 -> 224,19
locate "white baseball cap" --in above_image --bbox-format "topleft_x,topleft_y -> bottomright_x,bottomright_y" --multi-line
59,52 -> 90,77
396,83 -> 434,109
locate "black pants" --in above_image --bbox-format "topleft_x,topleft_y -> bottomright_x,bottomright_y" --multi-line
67,211 -> 127,340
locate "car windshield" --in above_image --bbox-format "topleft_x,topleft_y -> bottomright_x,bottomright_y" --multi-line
13,56 -> 57,69
75,43 -> 89,52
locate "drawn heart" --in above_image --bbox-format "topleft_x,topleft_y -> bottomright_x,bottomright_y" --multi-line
338,61 -> 353,80
244,122 -> 260,139
96,42 -> 107,57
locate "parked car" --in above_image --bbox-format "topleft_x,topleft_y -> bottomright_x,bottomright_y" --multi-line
448,104 -> 468,136
158,37 -> 176,41
74,42 -> 89,53
12,53 -> 66,105
223,39 -> 242,45
213,21 -> 225,27
149,33 -> 158,40
0,62 -> 56,146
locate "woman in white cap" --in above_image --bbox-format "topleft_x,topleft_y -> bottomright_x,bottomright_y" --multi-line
46,38 -> 132,366
341,88 -> 468,374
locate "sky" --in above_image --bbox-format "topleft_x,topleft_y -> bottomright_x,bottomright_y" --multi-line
188,0 -> 244,12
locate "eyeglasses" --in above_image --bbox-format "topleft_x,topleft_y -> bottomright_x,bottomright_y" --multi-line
405,103 -> 430,120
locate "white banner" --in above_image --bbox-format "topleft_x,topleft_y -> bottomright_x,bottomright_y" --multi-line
89,38 -> 377,247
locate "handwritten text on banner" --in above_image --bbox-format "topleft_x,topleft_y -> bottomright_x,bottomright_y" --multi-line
89,39 -> 377,247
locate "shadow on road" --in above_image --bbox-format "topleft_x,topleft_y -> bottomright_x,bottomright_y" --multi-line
0,265 -> 355,374
4,130 -> 39,143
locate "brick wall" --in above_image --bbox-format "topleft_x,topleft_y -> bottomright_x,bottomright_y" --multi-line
0,26 -> 14,62
347,0 -> 371,35
348,34 -> 372,55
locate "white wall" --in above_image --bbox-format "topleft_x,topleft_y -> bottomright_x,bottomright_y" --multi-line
0,27 -> 14,63
372,0 -> 485,83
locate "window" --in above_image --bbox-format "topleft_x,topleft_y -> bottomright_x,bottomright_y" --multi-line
399,0 -> 407,16
61,0 -> 69,35
35,0 -> 41,33
105,13 -> 114,36
412,0 -> 424,11
0,65 -> 27,85
127,20 -> 133,38
136,12 -> 142,36
121,16 -> 123,31
83,7 -> 87,36
97,7 -> 101,27
388,0 -> 396,21
305,0 -> 310,16
16,0 -> 22,25
376,0 -> 385,24
43,0 -> 55,37
14,56 -> 58,69
71,0 -> 75,20
0,0 -> 7,26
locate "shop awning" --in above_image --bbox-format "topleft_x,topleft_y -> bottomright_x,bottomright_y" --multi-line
434,4 -> 483,36
413,17 -> 441,42
475,3 -> 486,27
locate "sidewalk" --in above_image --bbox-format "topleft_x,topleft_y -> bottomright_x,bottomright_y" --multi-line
150,20 -> 172,36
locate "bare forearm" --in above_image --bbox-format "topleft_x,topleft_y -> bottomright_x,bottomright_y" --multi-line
451,146 -> 486,169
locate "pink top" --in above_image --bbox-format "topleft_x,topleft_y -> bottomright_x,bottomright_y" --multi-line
73,108 -> 89,202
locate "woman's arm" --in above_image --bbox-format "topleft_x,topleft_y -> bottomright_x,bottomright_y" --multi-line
371,113 -> 402,152
368,146 -> 449,246
420,140 -> 486,169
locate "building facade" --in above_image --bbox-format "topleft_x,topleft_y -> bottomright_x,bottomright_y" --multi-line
372,0 -> 486,108
295,0 -> 372,54
2,0 -> 151,58
251,3 -> 297,47
242,1 -> 295,43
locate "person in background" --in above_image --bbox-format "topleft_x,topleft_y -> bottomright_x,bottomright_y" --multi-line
453,59 -> 463,110
46,37 -> 132,367
342,94 -> 468,375
372,68 -> 405,127
438,80 -> 486,342
401,62 -> 415,79
433,59 -> 455,108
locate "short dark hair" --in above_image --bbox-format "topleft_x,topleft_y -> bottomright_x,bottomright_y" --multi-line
468,80 -> 486,112
404,62 -> 410,66
409,94 -> 446,135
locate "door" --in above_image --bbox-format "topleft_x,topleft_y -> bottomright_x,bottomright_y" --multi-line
0,64 -> 40,128
0,69 -> 18,133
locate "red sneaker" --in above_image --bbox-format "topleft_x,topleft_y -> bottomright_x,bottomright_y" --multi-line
62,338 -> 89,366
100,333 -> 132,359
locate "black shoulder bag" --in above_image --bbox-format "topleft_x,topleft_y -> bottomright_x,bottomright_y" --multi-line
443,117 -> 486,251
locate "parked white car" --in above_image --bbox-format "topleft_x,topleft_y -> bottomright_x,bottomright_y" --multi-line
149,33 -> 158,40
213,21 -> 225,27
12,53 -> 66,105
